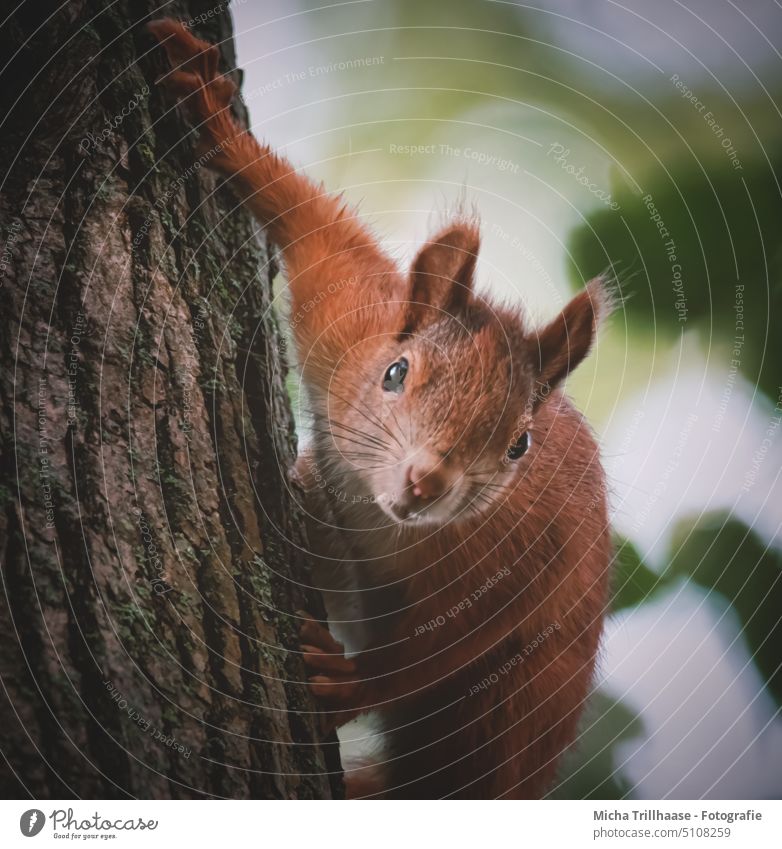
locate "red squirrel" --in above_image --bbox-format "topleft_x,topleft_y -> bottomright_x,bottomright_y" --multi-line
148,19 -> 614,799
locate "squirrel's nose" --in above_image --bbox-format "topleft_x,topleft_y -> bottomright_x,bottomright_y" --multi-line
408,462 -> 451,500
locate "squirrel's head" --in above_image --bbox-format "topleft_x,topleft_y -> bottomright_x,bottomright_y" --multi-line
311,222 -> 612,528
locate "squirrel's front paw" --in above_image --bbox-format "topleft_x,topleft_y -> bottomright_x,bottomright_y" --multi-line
298,611 -> 364,730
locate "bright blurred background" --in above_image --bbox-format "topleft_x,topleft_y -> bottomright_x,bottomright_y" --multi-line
227,0 -> 782,798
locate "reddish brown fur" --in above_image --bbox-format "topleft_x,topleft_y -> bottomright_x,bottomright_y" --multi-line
149,19 -> 613,799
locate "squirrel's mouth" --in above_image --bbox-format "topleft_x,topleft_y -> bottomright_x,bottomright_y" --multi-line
376,486 -> 466,527
388,503 -> 434,524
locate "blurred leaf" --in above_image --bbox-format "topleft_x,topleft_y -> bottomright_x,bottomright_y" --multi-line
668,515 -> 782,705
569,156 -> 782,401
552,690 -> 642,799
610,535 -> 669,613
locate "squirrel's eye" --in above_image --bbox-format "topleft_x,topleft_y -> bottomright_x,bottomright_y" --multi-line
507,431 -> 531,461
382,357 -> 409,393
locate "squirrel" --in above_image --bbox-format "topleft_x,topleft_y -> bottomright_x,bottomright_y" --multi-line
147,19 -> 614,799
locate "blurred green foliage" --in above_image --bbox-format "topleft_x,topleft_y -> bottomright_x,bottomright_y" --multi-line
569,156 -> 782,400
611,536 -> 668,613
553,691 -> 642,799
669,516 -> 782,707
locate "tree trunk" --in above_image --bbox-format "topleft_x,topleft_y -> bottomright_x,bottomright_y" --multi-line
0,0 -> 341,798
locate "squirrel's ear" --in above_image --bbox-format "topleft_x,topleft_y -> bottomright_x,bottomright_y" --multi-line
402,223 -> 479,333
532,276 -> 613,406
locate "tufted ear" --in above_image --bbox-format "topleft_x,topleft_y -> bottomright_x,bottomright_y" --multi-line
402,223 -> 480,334
531,276 -> 613,406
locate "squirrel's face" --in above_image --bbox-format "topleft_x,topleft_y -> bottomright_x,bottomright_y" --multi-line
335,316 -> 538,527
313,222 -> 610,528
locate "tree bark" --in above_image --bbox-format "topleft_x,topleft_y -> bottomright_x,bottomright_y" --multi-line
0,0 -> 341,798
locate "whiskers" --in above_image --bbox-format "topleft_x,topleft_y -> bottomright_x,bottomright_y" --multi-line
300,393 -> 409,478
462,471 -> 516,519
326,386 -> 405,451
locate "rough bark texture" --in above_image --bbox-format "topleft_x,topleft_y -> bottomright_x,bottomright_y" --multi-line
0,0 -> 341,798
